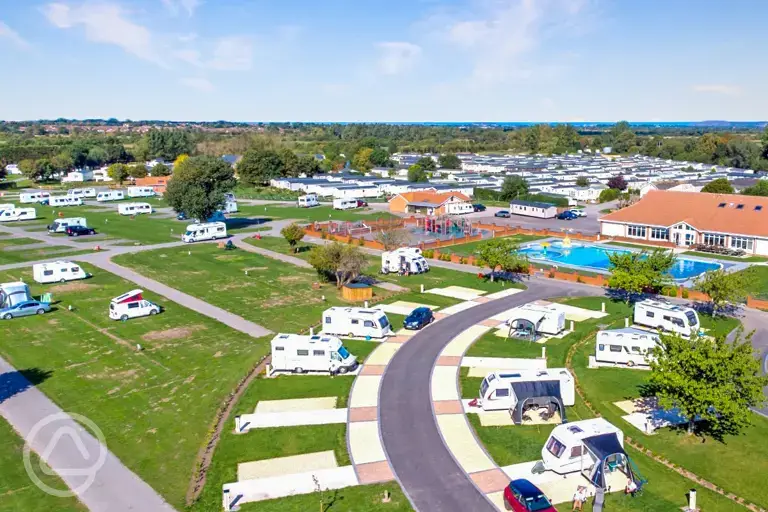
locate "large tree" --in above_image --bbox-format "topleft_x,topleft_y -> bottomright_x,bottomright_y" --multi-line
438,153 -> 462,169
352,148 -> 374,172
475,237 -> 529,281
307,243 -> 368,288
296,155 -> 320,177
369,148 -> 392,167
278,148 -> 299,177
165,155 -> 236,221
694,269 -> 747,315
107,163 -> 129,184
415,156 -> 437,172
500,176 -> 529,201
142,129 -> 195,161
607,249 -> 676,300
701,178 -> 734,194
237,148 -> 283,186
575,176 -> 589,187
407,164 -> 428,182
151,163 -> 171,177
127,164 -> 148,179
607,175 -> 628,190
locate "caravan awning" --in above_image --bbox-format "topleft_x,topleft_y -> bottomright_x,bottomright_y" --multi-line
582,433 -> 626,461
508,309 -> 546,326
510,380 -> 565,424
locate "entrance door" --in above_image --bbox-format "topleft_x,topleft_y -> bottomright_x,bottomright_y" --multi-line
674,233 -> 680,246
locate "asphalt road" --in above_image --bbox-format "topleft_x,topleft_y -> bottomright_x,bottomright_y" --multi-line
379,279 -> 603,512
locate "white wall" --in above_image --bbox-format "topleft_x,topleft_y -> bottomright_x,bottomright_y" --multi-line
600,222 -> 625,237
754,238 -> 768,257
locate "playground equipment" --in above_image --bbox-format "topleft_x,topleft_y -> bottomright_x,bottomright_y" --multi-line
423,216 -> 473,238
326,220 -> 372,237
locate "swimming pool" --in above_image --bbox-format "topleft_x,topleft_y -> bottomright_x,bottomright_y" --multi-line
519,242 -> 721,281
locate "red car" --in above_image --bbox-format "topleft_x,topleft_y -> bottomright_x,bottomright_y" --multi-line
356,199 -> 368,207
503,479 -> 557,512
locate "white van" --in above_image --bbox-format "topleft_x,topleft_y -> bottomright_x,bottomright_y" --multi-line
126,186 -> 156,198
595,328 -> 660,367
97,190 -> 125,202
33,261 -> 89,284
381,247 -> 430,274
45,196 -> 82,207
118,202 -> 153,216
322,307 -> 392,339
333,198 -> 358,210
48,217 -> 87,234
224,193 -> 238,213
633,299 -> 699,337
0,208 -> 36,222
476,369 -> 575,412
67,188 -> 97,199
182,222 -> 227,243
109,289 -> 161,321
270,333 -> 358,374
19,192 -> 50,204
298,194 -> 319,208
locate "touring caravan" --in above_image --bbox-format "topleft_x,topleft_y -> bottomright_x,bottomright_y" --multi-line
505,304 -> 566,336
117,202 -> 153,216
0,282 -> 32,308
633,299 -> 699,337
270,333 -> 358,374
182,222 -> 227,243
0,208 -> 36,222
33,261 -> 89,284
0,203 -> 14,212
67,188 -> 97,199
44,196 -> 82,207
224,193 -> 238,213
126,186 -> 156,198
474,369 -> 575,421
298,194 -> 319,208
381,247 -> 430,274
19,192 -> 50,204
48,217 -> 87,234
322,307 -> 393,339
595,328 -> 660,367
333,198 -> 358,210
109,289 -> 161,321
97,190 -> 125,202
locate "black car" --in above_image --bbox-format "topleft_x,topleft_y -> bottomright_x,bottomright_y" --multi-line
473,203 -> 486,212
66,225 -> 96,236
403,307 -> 434,330
495,210 -> 511,218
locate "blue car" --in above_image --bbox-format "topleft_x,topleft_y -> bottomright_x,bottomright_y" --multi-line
556,210 -> 578,220
1,300 -> 51,320
404,307 -> 434,330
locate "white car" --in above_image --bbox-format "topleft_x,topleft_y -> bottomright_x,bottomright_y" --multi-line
569,209 -> 587,218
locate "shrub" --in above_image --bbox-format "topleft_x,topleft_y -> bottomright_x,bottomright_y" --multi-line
682,289 -> 689,299
320,232 -> 327,240
357,238 -> 365,246
576,275 -> 585,283
423,249 -> 434,258
548,269 -> 556,278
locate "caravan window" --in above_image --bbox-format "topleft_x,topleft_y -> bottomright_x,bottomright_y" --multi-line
364,320 -> 374,328
379,317 -> 390,329
338,346 -> 350,359
44,270 -> 53,276
351,319 -> 359,325
325,317 -> 331,323
297,349 -> 309,356
495,388 -> 509,398
546,437 -> 566,458
685,311 -> 698,326
646,311 -> 655,318
597,344 -> 605,351
570,446 -> 584,458
274,346 -> 284,351
609,345 -> 622,352
631,346 -> 643,354
313,350 -> 325,357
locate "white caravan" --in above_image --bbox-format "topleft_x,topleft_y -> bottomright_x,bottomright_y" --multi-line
48,217 -> 87,233
33,261 -> 89,284
270,333 -> 358,374
381,247 -> 430,274
45,195 -> 82,207
540,418 -> 624,475
0,208 -> 36,222
126,186 -> 156,198
298,194 -> 319,208
67,188 -> 97,198
224,193 -> 238,213
0,203 -> 14,212
595,328 -> 660,367
633,299 -> 699,337
96,190 -> 125,202
322,307 -> 393,339
476,369 -> 575,412
182,222 -> 227,243
333,198 -> 358,210
118,202 -> 153,215
505,303 -> 566,335
19,192 -> 50,204
109,289 -> 161,321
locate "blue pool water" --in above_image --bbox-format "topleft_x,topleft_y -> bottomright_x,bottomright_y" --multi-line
519,242 -> 721,280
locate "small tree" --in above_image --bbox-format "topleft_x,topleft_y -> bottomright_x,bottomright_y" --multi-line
307,243 -> 368,288
500,176 -> 529,201
107,163 -> 130,184
575,176 -> 589,187
128,164 -> 148,179
607,175 -> 627,190
701,177 -> 734,194
415,156 -> 436,172
598,188 -> 620,203
475,237 -> 528,281
281,223 -> 306,253
694,269 -> 747,315
438,153 -> 462,169
374,227 -> 409,251
607,249 -> 675,301
407,164 -> 428,182
151,163 -> 172,176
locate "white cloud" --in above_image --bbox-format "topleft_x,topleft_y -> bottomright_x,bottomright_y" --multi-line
180,76 -> 213,92
207,36 -> 253,71
0,21 -> 30,49
162,0 -> 201,17
692,84 -> 742,96
376,42 -> 422,75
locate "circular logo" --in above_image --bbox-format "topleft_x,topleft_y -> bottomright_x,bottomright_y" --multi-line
23,412 -> 108,498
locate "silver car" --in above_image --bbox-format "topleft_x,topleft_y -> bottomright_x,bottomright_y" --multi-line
1,300 -> 51,320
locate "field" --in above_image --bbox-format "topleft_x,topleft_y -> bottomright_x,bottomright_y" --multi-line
0,244 -> 93,265
734,266 -> 768,300
434,234 -> 546,258
234,204 -> 396,223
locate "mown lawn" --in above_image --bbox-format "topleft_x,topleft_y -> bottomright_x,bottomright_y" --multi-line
436,234 -> 547,258
734,266 -> 768,300
0,237 -> 41,247
682,251 -> 768,263
0,246 -> 94,265
235,204 -> 396,223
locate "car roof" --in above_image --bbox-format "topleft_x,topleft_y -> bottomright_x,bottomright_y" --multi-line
510,479 -> 544,497
409,307 -> 430,314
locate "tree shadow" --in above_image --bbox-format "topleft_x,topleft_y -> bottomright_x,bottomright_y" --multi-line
691,300 -> 742,318
480,271 -> 528,284
224,217 -> 271,230
0,368 -> 52,404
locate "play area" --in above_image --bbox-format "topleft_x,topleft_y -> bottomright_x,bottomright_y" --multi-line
409,216 -> 492,243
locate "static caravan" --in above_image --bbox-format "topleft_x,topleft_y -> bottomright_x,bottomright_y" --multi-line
333,198 -> 358,210
0,208 -> 36,222
223,193 -> 238,213
509,200 -> 558,219
474,369 -> 575,422
505,304 -> 566,336
117,202 -> 153,216
33,261 -> 89,284
0,282 -> 32,308
45,196 -> 82,207
633,299 -> 699,337
381,247 -> 430,274
97,190 -> 125,202
48,217 -> 87,234
270,333 -> 358,374
322,307 -> 393,339
297,194 -> 319,208
126,186 -> 156,198
595,328 -> 660,367
109,289 -> 161,321
182,222 -> 227,243
19,192 -> 49,204
67,188 -> 97,199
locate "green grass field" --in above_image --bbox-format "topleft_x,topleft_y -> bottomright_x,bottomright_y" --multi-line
0,237 -> 41,247
0,245 -> 94,265
734,266 -> 768,300
435,234 -> 546,258
240,484 -> 412,512
682,251 -> 768,263
235,204 -> 396,223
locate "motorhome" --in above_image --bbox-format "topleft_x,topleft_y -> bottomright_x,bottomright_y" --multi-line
44,196 -> 82,207
67,188 -> 97,199
595,328 -> 660,367
505,304 -> 566,336
19,192 -> 49,204
48,217 -> 87,234
109,289 -> 161,321
322,307 -> 393,339
224,193 -> 238,213
0,208 -> 36,222
333,198 -> 358,210
96,190 -> 125,202
381,247 -> 430,274
633,299 -> 699,337
270,333 -> 358,374
539,418 -> 625,476
0,282 -> 32,308
117,202 -> 153,216
182,222 -> 227,243
298,194 -> 319,208
474,369 -> 575,420
33,261 -> 89,284
126,186 -> 156,198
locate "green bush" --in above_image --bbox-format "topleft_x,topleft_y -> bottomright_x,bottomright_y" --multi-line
422,249 -> 434,258
681,289 -> 689,299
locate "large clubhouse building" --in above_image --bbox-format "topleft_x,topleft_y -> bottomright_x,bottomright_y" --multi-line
599,190 -> 768,256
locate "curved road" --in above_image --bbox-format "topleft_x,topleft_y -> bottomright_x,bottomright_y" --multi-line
379,279 -> 603,512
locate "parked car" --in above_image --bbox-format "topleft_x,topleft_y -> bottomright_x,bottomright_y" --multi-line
66,225 -> 96,237
473,203 -> 486,212
177,212 -> 188,221
557,210 -> 578,221
569,209 -> 587,218
495,210 -> 511,218
403,307 -> 434,330
503,479 -> 556,512
356,199 -> 368,207
1,300 -> 51,320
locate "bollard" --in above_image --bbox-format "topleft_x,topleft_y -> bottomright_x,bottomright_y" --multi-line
541,347 -> 546,359
310,327 -> 314,336
322,295 -> 326,301
625,317 -> 629,328
688,489 -> 697,511
235,416 -> 242,433
570,320 -> 574,332
601,302 -> 606,313
364,300 -> 369,308
420,284 -> 424,293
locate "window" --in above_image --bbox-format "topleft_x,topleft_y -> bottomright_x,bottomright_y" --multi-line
650,227 -> 669,241
567,425 -> 583,433
495,388 -> 509,398
756,206 -> 763,211
546,437 -> 566,458
627,225 -> 646,238
646,311 -> 655,318
297,349 -> 309,356
364,320 -> 374,327
351,319 -> 359,325
325,317 -> 331,323
128,302 -> 139,309
703,233 -> 725,247
631,346 -> 643,354
609,345 -> 622,353
730,236 -> 753,251
570,446 -> 584,458
598,344 -> 605,351
274,346 -> 284,351
313,350 -> 325,356
60,268 -> 67,273
43,270 -> 53,276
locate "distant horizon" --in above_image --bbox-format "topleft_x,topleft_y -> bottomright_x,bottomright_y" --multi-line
3,119 -> 766,126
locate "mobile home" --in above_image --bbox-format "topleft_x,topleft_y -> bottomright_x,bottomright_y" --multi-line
0,282 -> 32,308
67,188 -> 97,199
182,222 -> 227,243
117,202 -> 153,216
44,196 -> 82,207
333,198 -> 358,210
633,299 -> 699,337
0,208 -> 36,222
474,369 -> 575,421
126,186 -> 156,198
509,200 -> 558,219
322,307 -> 393,339
109,289 -> 161,321
505,304 -> 566,335
19,192 -> 49,204
33,261 -> 89,284
270,333 -> 358,374
297,194 -> 319,208
48,217 -> 87,234
96,190 -> 125,202
381,247 -> 430,274
595,328 -> 660,367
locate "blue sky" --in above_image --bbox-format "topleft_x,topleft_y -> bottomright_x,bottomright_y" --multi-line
0,0 -> 766,122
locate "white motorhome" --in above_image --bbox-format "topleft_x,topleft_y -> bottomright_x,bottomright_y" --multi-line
476,369 -> 575,414
19,192 -> 50,204
298,194 -> 319,208
182,222 -> 227,243
0,208 -> 36,222
595,328 -> 660,367
67,188 -> 97,199
505,304 -> 566,335
45,196 -> 82,207
48,217 -> 87,234
33,261 -> 89,284
224,193 -> 238,213
126,186 -> 156,198
322,307 -> 393,339
270,333 -> 358,374
540,418 -> 625,476
381,247 -> 430,274
633,299 -> 699,337
97,190 -> 125,202
118,202 -> 153,215
109,289 -> 161,321
333,198 -> 358,210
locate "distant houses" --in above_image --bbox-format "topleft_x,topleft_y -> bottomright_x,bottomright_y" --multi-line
389,191 -> 473,216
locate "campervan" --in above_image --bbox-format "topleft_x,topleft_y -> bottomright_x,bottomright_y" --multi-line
0,208 -> 36,222
540,418 -> 625,476
381,247 -> 430,274
182,222 -> 227,243
224,193 -> 238,213
33,261 -> 89,284
117,202 -> 153,216
109,289 -> 161,321
322,307 -> 392,339
48,217 -> 87,234
126,186 -> 156,198
475,369 -> 575,415
0,282 -> 32,308
96,190 -> 125,202
298,194 -> 319,208
333,198 -> 358,210
44,196 -> 82,207
67,188 -> 97,199
633,299 -> 699,337
19,192 -> 49,204
505,304 -> 566,335
595,328 -> 660,367
270,333 -> 358,374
